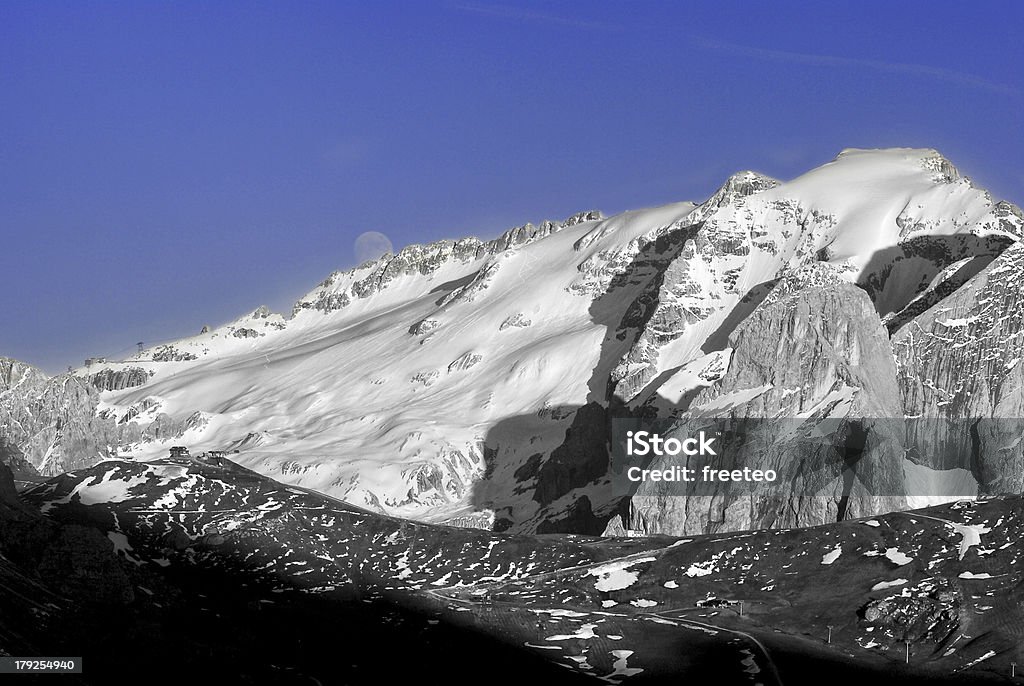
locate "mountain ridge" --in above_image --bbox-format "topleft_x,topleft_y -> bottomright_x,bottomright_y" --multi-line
7,453 -> 1022,684
2,147 -> 1022,537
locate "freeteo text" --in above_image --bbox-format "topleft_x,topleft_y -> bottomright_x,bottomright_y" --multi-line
626,465 -> 778,483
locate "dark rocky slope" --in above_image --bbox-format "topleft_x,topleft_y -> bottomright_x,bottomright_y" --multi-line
6,454 -> 1020,684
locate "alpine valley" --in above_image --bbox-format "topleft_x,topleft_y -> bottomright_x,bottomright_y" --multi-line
2,148 -> 1023,684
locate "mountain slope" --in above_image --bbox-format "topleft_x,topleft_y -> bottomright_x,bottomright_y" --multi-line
5,147 -> 1020,535
19,455 -> 1024,684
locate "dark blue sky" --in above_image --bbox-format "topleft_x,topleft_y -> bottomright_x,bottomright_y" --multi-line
2,1 -> 1021,372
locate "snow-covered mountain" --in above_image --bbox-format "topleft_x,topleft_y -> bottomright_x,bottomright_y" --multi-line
5,147 -> 1022,535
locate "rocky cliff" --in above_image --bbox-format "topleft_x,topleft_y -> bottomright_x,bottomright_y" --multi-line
608,161 -> 1022,536
609,266 -> 910,535
86,366 -> 152,391
0,358 -> 119,475
894,241 -> 1024,493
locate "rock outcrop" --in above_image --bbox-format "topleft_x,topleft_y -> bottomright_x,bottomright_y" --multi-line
0,358 -> 118,475
293,210 -> 600,316
894,241 -> 1024,493
87,366 -> 152,391
610,271 -> 908,536
0,437 -> 38,481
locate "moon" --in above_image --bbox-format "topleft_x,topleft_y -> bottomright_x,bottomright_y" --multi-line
354,231 -> 394,264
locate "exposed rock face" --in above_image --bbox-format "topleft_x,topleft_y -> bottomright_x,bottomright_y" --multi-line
0,460 -> 27,515
499,313 -> 532,330
87,366 -> 152,391
687,170 -> 781,222
607,152 -> 1022,409
0,356 -> 47,397
894,241 -> 1024,492
896,242 -> 1024,420
0,358 -> 117,475
436,260 -> 502,307
409,318 -> 440,335
447,352 -> 482,373
0,437 -> 39,481
864,233 -> 1013,326
605,174 -> 834,404
862,578 -> 959,644
151,345 -> 198,361
562,209 -> 603,226
304,290 -> 351,313
610,273 -> 909,535
602,224 -> 703,402
597,154 -> 1023,537
698,276 -> 902,417
611,232 -> 1024,536
293,210 -> 597,316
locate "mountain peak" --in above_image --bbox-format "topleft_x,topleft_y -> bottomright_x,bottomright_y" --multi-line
833,147 -> 961,183
723,169 -> 780,193
705,169 -> 780,206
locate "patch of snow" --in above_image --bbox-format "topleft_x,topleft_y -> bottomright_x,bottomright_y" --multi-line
605,650 -> 643,680
107,531 -> 144,566
587,557 -> 657,592
884,548 -> 913,566
936,316 -> 978,328
958,571 -> 994,579
535,609 -> 589,618
546,624 -> 599,641
960,650 -> 996,669
951,523 -> 991,561
821,545 -> 843,565
685,551 -> 725,577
